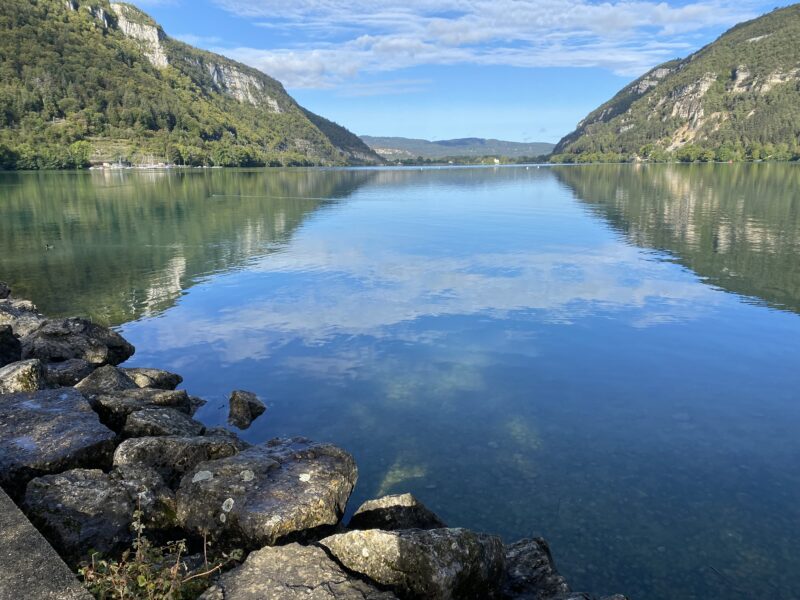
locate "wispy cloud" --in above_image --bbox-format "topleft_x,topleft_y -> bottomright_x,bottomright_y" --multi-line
211,0 -> 764,87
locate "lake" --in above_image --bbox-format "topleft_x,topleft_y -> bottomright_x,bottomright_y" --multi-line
1,164 -> 799,599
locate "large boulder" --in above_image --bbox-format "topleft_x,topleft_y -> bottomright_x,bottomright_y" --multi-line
45,358 -> 94,387
320,528 -> 505,600
501,538 -> 571,599
0,389 -> 116,496
113,433 -> 247,487
23,469 -> 133,567
200,543 -> 397,600
88,388 -> 192,431
122,407 -> 205,438
348,493 -> 447,531
228,390 -> 266,430
21,317 -> 134,366
0,324 -> 21,368
177,438 -> 356,549
111,464 -> 177,530
0,359 -> 47,394
75,365 -> 138,395
121,367 -> 183,390
0,298 -> 45,337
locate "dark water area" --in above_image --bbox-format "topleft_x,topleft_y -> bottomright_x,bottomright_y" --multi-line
1,164 -> 799,599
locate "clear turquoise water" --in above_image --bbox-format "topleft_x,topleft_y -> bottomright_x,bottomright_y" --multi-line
1,164 -> 799,599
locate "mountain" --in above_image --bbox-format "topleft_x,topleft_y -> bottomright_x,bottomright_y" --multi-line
553,4 -> 800,162
361,136 -> 554,160
0,0 -> 382,168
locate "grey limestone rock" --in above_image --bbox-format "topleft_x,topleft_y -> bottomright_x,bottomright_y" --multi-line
228,390 -> 266,430
320,527 -> 506,600
122,407 -> 206,438
0,324 -> 22,368
88,388 -> 192,431
121,367 -> 183,390
199,543 -> 397,600
0,388 -> 116,496
45,358 -> 95,387
75,365 -> 138,395
348,493 -> 447,531
0,298 -> 45,337
177,437 -> 357,550
0,359 -> 47,394
21,317 -> 134,366
501,538 -> 571,599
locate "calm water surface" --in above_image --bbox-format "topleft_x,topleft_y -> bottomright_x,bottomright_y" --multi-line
2,164 -> 799,599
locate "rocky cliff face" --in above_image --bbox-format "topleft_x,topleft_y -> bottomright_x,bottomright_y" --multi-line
554,4 -> 800,158
110,3 -> 168,68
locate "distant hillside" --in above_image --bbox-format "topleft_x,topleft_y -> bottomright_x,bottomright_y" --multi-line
553,4 -> 800,162
361,136 -> 554,159
0,0 -> 382,168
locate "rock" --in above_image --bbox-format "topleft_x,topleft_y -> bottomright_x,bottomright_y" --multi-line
320,528 -> 505,600
45,358 -> 95,387
0,298 -> 45,337
0,324 -> 22,368
23,469 -> 133,567
121,367 -> 183,390
228,390 -> 266,430
21,317 -> 134,366
0,359 -> 47,394
123,407 -> 205,438
75,365 -> 138,394
501,538 -> 571,599
0,389 -> 116,497
88,388 -> 192,431
113,434 -> 247,487
111,464 -> 176,530
189,395 -> 207,415
177,438 -> 356,549
0,281 -> 10,299
349,493 -> 447,531
200,543 -> 397,600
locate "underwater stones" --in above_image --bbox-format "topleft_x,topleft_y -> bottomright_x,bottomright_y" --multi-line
121,367 -> 183,390
23,469 -> 133,567
0,388 -> 116,496
75,364 -> 138,395
21,317 -> 134,366
0,325 -> 21,368
113,433 -> 247,487
228,390 -> 266,430
44,358 -> 94,387
0,359 -> 47,394
348,493 -> 447,531
501,538 -> 571,599
176,438 -> 356,549
122,407 -> 205,438
0,298 -> 45,337
199,543 -> 397,600
320,527 -> 506,600
88,388 -> 192,430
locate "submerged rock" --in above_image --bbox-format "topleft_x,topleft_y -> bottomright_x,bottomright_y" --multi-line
320,528 -> 505,600
0,324 -> 22,368
0,359 -> 47,394
0,388 -> 116,496
123,407 -> 205,438
23,469 -> 133,567
348,493 -> 447,531
88,388 -> 192,431
21,317 -> 134,366
228,390 -> 266,430
75,365 -> 138,395
177,437 -> 356,549
0,298 -> 45,337
121,367 -> 183,390
113,433 -> 247,487
501,538 -> 571,599
45,358 -> 95,387
200,543 -> 397,600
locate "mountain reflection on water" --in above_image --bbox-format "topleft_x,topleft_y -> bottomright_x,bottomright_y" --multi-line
1,165 -> 799,600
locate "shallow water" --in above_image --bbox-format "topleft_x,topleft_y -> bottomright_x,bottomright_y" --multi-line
1,164 -> 799,599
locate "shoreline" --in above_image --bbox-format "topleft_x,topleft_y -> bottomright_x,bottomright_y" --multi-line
0,282 -> 627,599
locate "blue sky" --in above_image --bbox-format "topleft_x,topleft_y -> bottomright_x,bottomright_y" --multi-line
132,0 -> 789,143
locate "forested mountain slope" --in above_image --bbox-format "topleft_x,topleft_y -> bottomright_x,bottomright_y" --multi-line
0,0 -> 382,168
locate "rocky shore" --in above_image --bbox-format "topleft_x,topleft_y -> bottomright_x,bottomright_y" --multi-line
0,282 -> 627,599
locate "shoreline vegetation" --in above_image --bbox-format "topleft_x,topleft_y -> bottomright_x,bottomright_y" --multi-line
0,282 -> 628,599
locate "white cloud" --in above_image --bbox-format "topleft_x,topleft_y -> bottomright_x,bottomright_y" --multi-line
210,0 -> 765,87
